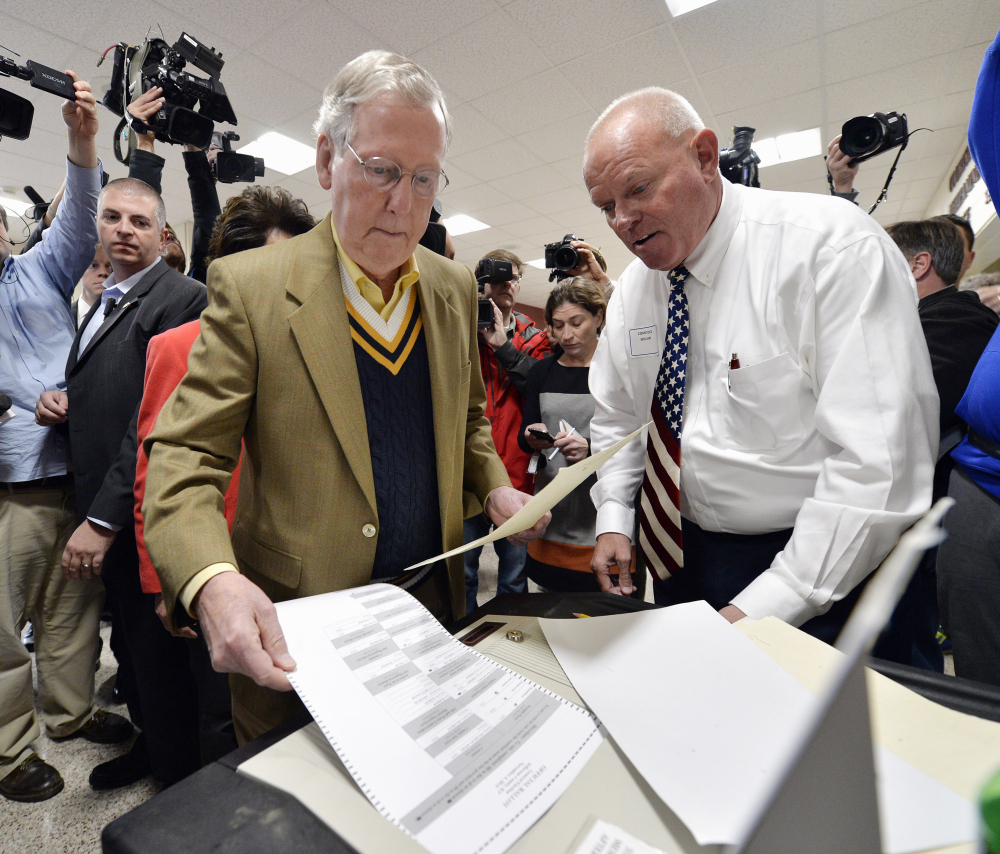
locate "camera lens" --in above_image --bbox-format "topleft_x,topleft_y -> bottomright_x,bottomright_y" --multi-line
554,244 -> 579,270
840,115 -> 884,159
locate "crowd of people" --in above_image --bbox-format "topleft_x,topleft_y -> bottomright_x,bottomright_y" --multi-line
1,33 -> 999,806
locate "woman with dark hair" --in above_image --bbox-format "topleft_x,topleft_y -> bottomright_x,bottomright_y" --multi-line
205,185 -> 317,265
519,277 -> 637,593
130,188 -> 316,768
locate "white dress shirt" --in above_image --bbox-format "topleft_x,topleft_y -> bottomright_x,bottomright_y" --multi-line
77,258 -> 162,356
79,257 -> 163,532
589,178 -> 938,626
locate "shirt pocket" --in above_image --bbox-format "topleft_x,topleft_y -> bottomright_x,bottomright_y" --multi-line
721,352 -> 807,452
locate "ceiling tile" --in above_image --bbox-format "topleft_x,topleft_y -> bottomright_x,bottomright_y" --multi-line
471,69 -> 591,135
446,104 -> 510,158
515,111 -> 598,163
488,164 -> 573,200
965,0 -> 1000,47
715,90 -> 824,142
504,0 -> 668,66
503,214 -> 565,239
823,1 -> 976,85
699,38 -> 822,116
523,185 -> 593,217
328,0 -> 498,55
411,11 -> 551,103
449,138 -> 543,182
440,182 -> 512,214
220,54 -> 324,129
672,0 -> 817,75
820,0 -> 923,33
248,1 -> 388,86
464,200 -> 539,225
165,0 -> 310,49
558,24 -> 689,112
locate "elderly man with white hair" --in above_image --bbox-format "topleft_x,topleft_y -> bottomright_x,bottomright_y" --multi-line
585,87 -> 938,646
142,50 -> 548,742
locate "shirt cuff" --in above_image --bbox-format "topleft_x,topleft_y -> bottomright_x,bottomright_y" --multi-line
730,570 -> 814,627
595,500 -> 634,539
87,516 -> 122,533
178,563 -> 239,617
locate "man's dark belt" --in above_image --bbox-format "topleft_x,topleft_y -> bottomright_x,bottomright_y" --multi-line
1,473 -> 74,492
969,429 -> 1000,461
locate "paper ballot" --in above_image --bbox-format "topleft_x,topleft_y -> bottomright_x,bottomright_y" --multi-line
405,422 -> 650,571
275,585 -> 603,854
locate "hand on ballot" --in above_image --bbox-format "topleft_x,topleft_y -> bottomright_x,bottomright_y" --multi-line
591,532 -> 636,595
486,485 -> 551,546
193,572 -> 297,691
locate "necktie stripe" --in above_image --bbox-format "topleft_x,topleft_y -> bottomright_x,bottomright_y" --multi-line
638,264 -> 690,583
640,477 -> 681,539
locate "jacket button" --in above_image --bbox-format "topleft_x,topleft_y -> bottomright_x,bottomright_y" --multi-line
362,524 -> 376,538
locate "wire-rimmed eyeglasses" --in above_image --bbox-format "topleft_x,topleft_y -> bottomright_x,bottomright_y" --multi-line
345,141 -> 449,198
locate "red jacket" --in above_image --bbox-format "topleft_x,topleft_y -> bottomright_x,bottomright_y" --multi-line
134,320 -> 242,594
479,312 -> 551,493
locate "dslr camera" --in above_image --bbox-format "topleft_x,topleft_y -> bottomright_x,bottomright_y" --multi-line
718,126 -> 760,188
474,257 -> 514,329
211,131 -> 264,184
102,32 -> 238,161
839,111 -> 908,165
544,234 -> 607,283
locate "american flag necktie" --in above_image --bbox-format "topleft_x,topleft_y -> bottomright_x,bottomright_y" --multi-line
638,265 -> 690,581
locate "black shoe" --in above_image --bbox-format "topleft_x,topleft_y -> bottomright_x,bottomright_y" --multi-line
0,753 -> 64,802
89,736 -> 151,791
56,709 -> 134,745
111,675 -> 124,705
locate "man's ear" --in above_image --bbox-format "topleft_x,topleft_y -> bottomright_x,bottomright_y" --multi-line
316,135 -> 334,191
691,128 -> 720,180
910,250 -> 933,280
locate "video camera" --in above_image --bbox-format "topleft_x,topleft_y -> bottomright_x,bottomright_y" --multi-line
544,234 -> 607,284
102,32 -> 238,162
211,131 -> 264,184
474,257 -> 514,329
719,126 -> 760,188
0,49 -> 78,141
839,111 -> 908,166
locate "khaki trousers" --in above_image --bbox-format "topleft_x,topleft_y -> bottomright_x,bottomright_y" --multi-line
0,482 -> 104,778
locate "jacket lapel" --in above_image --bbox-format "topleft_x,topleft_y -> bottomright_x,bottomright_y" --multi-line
72,261 -> 168,370
286,217 -> 377,517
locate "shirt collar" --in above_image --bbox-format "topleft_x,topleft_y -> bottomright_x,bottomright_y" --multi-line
683,178 -> 743,289
102,257 -> 162,300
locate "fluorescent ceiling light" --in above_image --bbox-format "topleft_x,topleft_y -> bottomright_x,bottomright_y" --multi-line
527,258 -> 547,269
754,128 -> 822,168
238,132 -> 315,176
442,214 -> 489,236
665,0 -> 719,17
0,195 -> 32,217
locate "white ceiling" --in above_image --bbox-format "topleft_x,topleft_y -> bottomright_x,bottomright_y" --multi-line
1,0 -> 997,306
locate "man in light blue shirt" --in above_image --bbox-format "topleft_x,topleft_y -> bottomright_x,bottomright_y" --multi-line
0,74 -> 132,803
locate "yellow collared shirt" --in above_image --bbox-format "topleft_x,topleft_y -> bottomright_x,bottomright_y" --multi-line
331,219 -> 420,320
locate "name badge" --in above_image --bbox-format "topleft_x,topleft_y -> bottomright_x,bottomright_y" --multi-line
629,325 -> 658,357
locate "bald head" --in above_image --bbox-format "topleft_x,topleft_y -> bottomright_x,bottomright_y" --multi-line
586,87 -> 705,153
583,87 -> 721,272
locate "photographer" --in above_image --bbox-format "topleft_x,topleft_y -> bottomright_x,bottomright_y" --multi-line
465,249 -> 551,611
126,87 -> 222,283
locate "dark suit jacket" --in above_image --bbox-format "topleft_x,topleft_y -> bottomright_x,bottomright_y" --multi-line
66,259 -> 207,527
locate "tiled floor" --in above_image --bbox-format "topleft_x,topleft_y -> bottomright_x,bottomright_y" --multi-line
0,620 -> 161,854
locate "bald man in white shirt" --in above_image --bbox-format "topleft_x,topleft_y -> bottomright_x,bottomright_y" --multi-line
584,87 -> 937,644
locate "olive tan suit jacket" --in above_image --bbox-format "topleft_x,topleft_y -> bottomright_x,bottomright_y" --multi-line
142,214 -> 510,738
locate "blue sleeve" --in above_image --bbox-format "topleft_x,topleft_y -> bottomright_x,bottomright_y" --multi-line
969,26 -> 1000,204
19,158 -> 102,300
